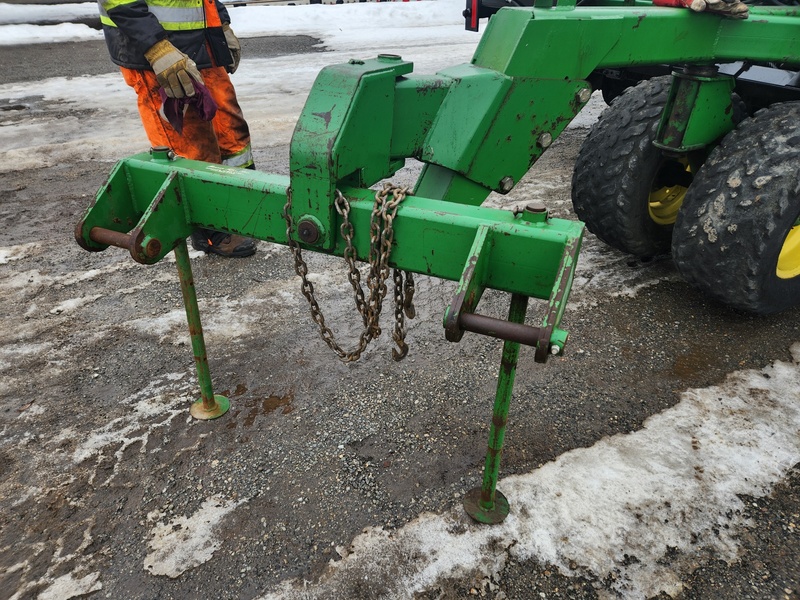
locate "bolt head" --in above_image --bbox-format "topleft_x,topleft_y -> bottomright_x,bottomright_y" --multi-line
576,88 -> 592,104
499,176 -> 514,193
297,220 -> 320,244
145,238 -> 162,258
537,132 -> 553,149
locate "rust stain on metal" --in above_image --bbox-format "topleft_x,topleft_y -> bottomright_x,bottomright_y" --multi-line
313,110 -> 333,127
145,239 -> 162,258
492,414 -> 508,428
500,356 -> 515,376
486,446 -> 502,459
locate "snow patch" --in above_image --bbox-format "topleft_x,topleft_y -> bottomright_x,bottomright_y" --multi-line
36,572 -> 102,600
0,341 -> 53,372
49,294 -> 102,315
144,496 -> 248,578
569,240 -> 679,307
73,377 -> 196,484
0,22 -> 101,45
0,243 -> 41,264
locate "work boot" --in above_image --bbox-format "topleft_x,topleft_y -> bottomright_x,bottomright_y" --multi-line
191,229 -> 257,258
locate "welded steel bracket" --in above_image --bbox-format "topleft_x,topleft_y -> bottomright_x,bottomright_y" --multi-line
655,69 -> 737,152
444,211 -> 579,364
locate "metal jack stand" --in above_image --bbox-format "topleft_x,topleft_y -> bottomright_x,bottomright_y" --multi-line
174,240 -> 230,420
463,293 -> 527,524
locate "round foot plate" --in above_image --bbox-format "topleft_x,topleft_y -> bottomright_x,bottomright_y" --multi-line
463,487 -> 510,524
190,395 -> 230,420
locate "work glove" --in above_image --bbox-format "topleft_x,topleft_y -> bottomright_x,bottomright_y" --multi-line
223,23 -> 241,74
144,39 -> 204,98
653,0 -> 748,18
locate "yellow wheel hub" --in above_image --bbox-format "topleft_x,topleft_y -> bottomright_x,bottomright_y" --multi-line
777,223 -> 800,279
648,158 -> 691,226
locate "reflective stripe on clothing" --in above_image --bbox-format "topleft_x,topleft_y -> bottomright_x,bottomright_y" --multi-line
121,66 -> 252,166
98,0 -> 231,69
222,145 -> 253,168
99,0 -> 205,30
99,0 -> 137,11
144,4 -> 205,28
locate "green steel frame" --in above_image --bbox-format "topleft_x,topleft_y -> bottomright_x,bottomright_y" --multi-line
76,3 -> 800,522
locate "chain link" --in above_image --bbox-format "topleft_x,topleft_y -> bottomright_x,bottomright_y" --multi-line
283,183 -> 416,362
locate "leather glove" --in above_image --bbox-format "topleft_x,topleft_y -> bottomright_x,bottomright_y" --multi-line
144,39 -> 204,98
223,23 -> 241,74
702,0 -> 749,18
653,0 -> 748,18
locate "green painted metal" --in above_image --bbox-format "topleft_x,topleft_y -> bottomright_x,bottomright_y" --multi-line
287,6 -> 800,221
655,72 -> 737,151
77,154 -> 583,308
463,293 -> 528,525
475,7 -> 800,76
443,225 -> 492,343
174,239 -> 230,420
290,55 -> 414,249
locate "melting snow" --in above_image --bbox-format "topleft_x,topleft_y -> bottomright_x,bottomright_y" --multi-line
144,496 -> 248,578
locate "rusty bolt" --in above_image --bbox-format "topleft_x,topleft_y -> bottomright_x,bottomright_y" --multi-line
145,238 -> 162,258
499,176 -> 514,193
297,219 -> 320,244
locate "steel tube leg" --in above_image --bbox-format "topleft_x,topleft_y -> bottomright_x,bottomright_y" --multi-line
173,239 -> 230,420
464,293 -> 528,524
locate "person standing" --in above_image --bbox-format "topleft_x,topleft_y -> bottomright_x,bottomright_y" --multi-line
98,0 -> 257,257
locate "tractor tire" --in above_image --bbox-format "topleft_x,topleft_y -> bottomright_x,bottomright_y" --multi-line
572,76 -> 696,257
671,101 -> 800,315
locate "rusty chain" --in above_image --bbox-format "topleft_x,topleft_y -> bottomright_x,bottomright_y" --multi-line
283,183 -> 416,362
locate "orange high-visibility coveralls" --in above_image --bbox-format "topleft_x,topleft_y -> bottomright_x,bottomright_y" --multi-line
100,0 -> 253,166
120,65 -> 253,166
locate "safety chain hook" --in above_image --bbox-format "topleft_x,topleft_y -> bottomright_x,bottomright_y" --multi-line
283,183 -> 416,362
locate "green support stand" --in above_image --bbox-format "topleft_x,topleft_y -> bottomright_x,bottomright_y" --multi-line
173,240 -> 230,420
463,293 -> 528,524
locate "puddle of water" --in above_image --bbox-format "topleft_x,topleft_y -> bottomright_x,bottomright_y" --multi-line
224,388 -> 294,430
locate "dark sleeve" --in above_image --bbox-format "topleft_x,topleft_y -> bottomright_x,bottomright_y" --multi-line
215,0 -> 231,24
107,0 -> 167,56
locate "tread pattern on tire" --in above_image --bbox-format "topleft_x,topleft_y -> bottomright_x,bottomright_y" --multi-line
671,101 -> 800,314
571,76 -> 674,257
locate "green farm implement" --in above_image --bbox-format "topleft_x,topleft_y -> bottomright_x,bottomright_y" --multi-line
77,0 -> 800,523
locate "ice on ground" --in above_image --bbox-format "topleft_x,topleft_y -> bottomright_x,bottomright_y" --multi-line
144,496 -> 248,578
